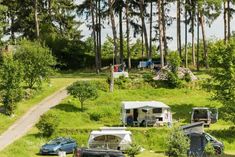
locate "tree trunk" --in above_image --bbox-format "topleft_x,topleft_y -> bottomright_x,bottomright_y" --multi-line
161,0 -> 167,60
10,15 -> 15,42
91,0 -> 98,73
227,0 -> 231,40
185,0 -> 188,68
199,14 -> 208,69
191,1 -> 196,66
158,0 -> 164,67
197,2 -> 200,71
119,3 -> 124,64
108,0 -> 119,64
98,0 -> 102,70
34,0 -> 40,39
140,0 -> 149,58
96,0 -> 100,73
126,0 -> 131,69
224,0 -> 227,42
177,0 -> 182,58
110,65 -> 114,92
149,0 -> 153,60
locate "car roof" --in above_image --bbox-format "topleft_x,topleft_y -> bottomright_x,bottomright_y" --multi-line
192,107 -> 209,110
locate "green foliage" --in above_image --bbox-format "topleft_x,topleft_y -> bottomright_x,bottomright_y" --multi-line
204,143 -> 215,157
67,81 -> 98,110
15,40 -> 56,89
166,126 -> 189,157
0,1 -> 7,40
0,54 -> 24,116
36,113 -> 59,137
167,71 -> 182,89
126,143 -> 141,157
167,52 -> 181,74
184,72 -> 191,82
206,39 -> 235,122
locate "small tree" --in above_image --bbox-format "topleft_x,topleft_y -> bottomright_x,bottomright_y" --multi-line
166,126 -> 189,157
15,40 -> 56,89
36,113 -> 59,137
167,52 -> 181,74
126,143 -> 141,157
67,81 -> 98,110
0,54 -> 24,116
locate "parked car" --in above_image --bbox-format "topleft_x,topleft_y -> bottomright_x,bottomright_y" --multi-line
40,137 -> 77,155
191,107 -> 218,126
182,122 -> 224,155
73,148 -> 125,157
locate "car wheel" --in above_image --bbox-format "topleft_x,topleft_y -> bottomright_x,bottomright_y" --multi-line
215,147 -> 222,155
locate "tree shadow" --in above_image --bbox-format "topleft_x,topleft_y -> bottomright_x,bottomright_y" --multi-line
170,103 -> 195,123
53,103 -> 86,112
0,105 -> 5,114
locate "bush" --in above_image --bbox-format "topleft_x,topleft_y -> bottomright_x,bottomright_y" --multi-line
204,143 -> 215,157
167,71 -> 182,88
166,126 -> 189,157
184,72 -> 191,82
115,76 -> 131,89
126,143 -> 141,157
89,112 -> 102,121
167,52 -> 181,74
36,113 -> 59,137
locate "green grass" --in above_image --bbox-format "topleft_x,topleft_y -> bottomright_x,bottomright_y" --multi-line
1,72 -> 235,157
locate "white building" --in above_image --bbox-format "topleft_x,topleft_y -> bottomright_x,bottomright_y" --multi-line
121,101 -> 172,127
88,127 -> 132,151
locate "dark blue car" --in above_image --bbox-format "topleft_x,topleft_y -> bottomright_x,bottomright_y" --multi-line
40,137 -> 77,155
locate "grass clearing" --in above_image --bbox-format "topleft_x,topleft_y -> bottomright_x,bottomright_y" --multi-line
0,71 -> 235,157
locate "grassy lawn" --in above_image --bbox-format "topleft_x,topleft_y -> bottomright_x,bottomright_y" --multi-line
0,71 -> 106,135
0,71 -> 235,156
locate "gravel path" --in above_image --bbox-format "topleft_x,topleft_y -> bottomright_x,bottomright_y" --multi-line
0,87 -> 68,151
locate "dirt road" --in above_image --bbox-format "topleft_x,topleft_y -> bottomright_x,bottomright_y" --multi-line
0,88 -> 68,151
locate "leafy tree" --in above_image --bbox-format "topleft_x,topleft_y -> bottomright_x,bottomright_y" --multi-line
67,81 -> 98,110
36,113 -> 59,137
167,52 -> 181,74
0,1 -> 7,41
15,40 -> 56,89
206,39 -> 235,122
166,126 -> 189,157
0,54 -> 24,116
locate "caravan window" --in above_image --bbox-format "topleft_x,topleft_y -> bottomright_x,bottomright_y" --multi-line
126,109 -> 130,114
153,108 -> 162,113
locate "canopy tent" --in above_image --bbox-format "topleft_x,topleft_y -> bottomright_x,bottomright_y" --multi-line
122,101 -> 170,110
88,127 -> 132,151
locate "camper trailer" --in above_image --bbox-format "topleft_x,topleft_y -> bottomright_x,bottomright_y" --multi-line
121,101 -> 172,127
88,127 -> 132,151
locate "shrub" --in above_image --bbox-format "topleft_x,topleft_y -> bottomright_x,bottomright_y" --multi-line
90,80 -> 108,92
167,71 -> 182,88
89,112 -> 102,121
167,52 -> 181,74
126,143 -> 141,157
184,72 -> 191,82
115,76 -> 130,89
204,143 -> 215,157
36,113 -> 59,137
0,54 -> 24,116
166,126 -> 189,157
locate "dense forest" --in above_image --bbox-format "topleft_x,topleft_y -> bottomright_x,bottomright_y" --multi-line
0,0 -> 234,71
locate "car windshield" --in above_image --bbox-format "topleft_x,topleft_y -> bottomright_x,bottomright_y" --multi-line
205,133 -> 217,142
47,138 -> 64,145
193,109 -> 208,119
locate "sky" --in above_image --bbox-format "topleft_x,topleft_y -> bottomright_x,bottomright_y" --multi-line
78,1 -> 235,51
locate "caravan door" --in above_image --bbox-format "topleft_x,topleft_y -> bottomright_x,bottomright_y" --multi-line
210,108 -> 218,123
